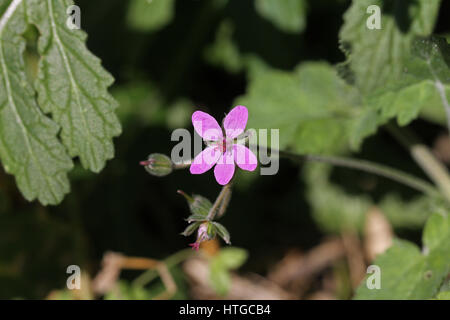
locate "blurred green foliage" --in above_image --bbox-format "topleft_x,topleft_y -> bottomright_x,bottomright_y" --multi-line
209,247 -> 248,296
355,212 -> 450,299
0,0 -> 449,299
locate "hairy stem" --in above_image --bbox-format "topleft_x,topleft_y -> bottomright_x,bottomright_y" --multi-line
272,148 -> 439,197
173,160 -> 191,170
207,182 -> 233,221
180,141 -> 440,199
215,183 -> 233,220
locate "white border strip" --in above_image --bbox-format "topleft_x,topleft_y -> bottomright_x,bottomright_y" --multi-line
0,0 -> 23,34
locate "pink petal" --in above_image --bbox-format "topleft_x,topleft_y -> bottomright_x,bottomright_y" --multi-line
214,152 -> 235,185
223,105 -> 248,139
233,144 -> 257,171
190,146 -> 221,174
192,111 -> 223,141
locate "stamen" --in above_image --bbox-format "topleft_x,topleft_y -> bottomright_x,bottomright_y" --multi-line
222,138 -> 227,153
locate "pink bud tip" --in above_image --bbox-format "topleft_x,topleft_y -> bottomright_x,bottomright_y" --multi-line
189,242 -> 200,251
140,160 -> 153,166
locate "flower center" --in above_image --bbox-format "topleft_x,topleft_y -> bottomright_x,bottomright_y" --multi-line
222,138 -> 227,153
212,138 -> 232,155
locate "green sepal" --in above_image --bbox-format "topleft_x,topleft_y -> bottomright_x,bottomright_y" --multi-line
180,221 -> 202,237
179,191 -> 213,221
212,222 -> 231,244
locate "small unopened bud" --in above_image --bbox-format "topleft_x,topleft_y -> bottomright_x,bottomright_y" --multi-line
140,153 -> 173,177
189,222 -> 213,251
198,222 -> 210,240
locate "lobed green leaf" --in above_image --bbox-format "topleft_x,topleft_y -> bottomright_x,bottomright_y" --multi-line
339,0 -> 441,95
351,36 -> 450,148
0,0 -> 73,205
27,0 -> 121,173
354,212 -> 450,299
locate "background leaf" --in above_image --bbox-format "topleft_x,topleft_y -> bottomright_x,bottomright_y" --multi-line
0,0 -> 449,300
435,291 -> 450,300
209,247 -> 248,296
350,36 -> 450,149
254,0 -> 307,33
127,0 -> 175,32
339,0 -> 441,95
304,163 -> 371,232
305,162 -> 437,233
354,212 -> 450,299
236,62 -> 360,154
28,0 -> 121,173
215,247 -> 248,269
0,0 -> 73,205
204,20 -> 244,74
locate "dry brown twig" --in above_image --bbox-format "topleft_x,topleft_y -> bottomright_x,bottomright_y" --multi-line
433,134 -> 450,164
341,232 -> 366,289
91,251 -> 177,300
364,207 -> 393,262
183,257 -> 294,300
267,237 -> 346,298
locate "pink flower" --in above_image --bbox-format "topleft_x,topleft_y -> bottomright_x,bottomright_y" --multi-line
190,105 -> 257,185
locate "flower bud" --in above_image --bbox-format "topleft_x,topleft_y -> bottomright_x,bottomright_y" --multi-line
189,222 -> 214,251
198,222 -> 211,241
140,153 -> 173,177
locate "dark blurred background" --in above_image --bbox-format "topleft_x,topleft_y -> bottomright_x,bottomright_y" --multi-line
0,0 -> 449,299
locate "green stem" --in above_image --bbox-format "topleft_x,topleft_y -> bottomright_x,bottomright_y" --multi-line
132,249 -> 194,288
274,148 -> 439,197
215,183 -> 233,220
173,161 -> 191,170
206,182 -> 233,221
176,142 -> 440,198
